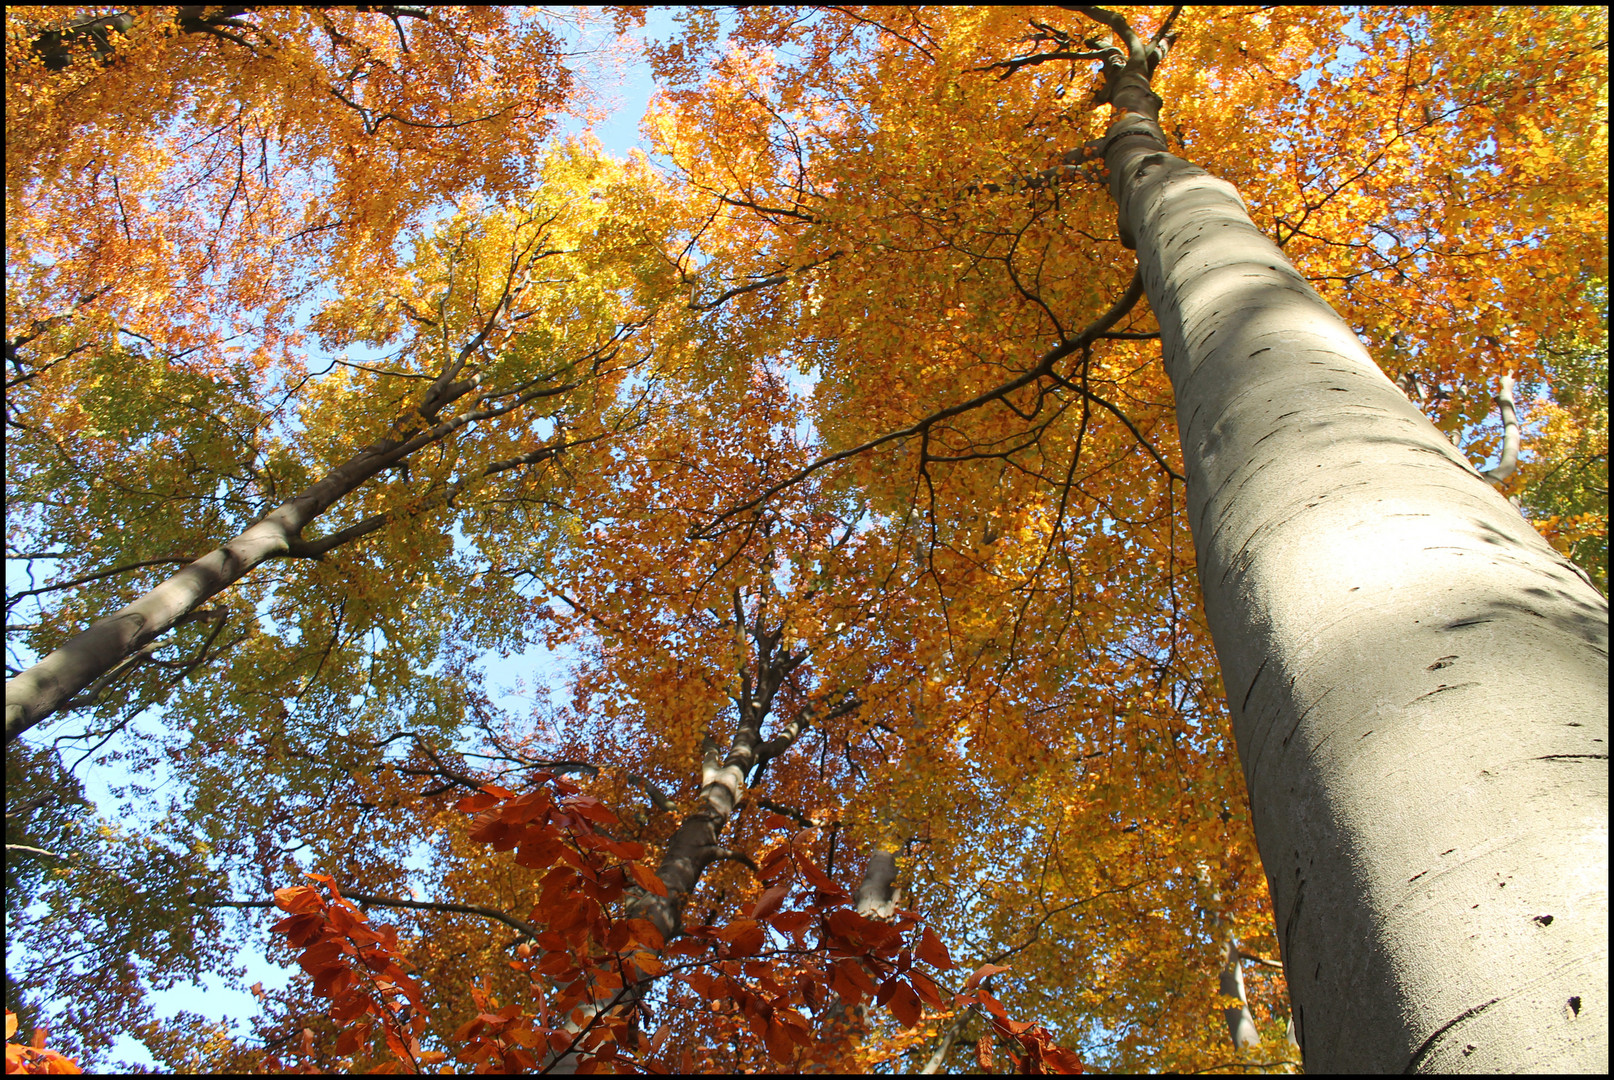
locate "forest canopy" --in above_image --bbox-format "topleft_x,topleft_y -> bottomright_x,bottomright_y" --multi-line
5,5 -> 1607,1075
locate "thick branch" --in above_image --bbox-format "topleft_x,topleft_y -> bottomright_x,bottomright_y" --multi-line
6,317 -> 626,742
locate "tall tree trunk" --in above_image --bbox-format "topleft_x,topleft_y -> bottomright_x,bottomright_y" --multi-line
1087,13 -> 1607,1073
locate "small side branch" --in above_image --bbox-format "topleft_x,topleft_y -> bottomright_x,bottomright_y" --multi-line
697,271 -> 1146,534
5,844 -> 64,859
192,891 -> 541,940
1481,373 -> 1519,482
753,798 -> 814,827
625,772 -> 677,813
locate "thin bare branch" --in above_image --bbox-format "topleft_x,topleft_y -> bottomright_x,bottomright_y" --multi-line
695,269 -> 1146,535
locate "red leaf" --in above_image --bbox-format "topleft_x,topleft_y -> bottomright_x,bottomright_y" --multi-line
381,1027 -> 418,1067
763,1019 -> 795,1065
469,818 -> 516,848
627,862 -> 669,896
326,904 -> 357,937
271,912 -> 327,947
750,883 -> 791,920
758,848 -> 793,883
623,917 -> 666,951
841,959 -> 880,996
1041,1044 -> 1085,1073
773,1006 -> 811,1038
965,961 -> 1011,989
273,886 -> 324,914
455,791 -> 501,813
332,991 -> 374,1024
909,969 -> 947,1009
769,910 -> 813,935
514,835 -> 565,869
333,1023 -> 368,1057
831,958 -> 878,1005
314,965 -> 353,999
916,926 -> 955,970
888,979 -> 923,1029
605,920 -> 635,953
596,836 -> 646,861
664,936 -> 709,958
298,939 -> 344,972
501,791 -> 553,824
794,852 -> 846,897
717,918 -> 765,956
566,794 -> 619,824
592,865 -> 628,903
825,907 -> 899,950
976,1037 -> 994,1070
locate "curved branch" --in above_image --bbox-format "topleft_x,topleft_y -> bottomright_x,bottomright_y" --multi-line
1050,375 -> 1185,483
687,252 -> 843,313
752,798 -> 814,827
3,555 -> 204,610
625,772 -> 677,814
696,269 -> 1145,535
192,891 -> 541,940
1481,373 -> 1519,482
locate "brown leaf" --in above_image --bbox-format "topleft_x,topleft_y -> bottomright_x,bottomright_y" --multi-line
750,882 -> 791,920
965,961 -> 1011,989
888,979 -> 923,1029
916,925 -> 955,970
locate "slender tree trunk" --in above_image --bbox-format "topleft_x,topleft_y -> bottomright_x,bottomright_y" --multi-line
5,360 -> 581,744
1090,18 -> 1608,1073
546,628 -> 831,1073
1219,934 -> 1260,1051
853,848 -> 900,919
630,647 -> 811,940
4,441 -> 407,743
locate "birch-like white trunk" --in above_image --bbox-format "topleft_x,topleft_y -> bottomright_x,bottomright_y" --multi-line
1095,44 -> 1607,1075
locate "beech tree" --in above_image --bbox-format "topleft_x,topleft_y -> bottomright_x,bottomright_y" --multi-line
628,4 -> 1607,1071
1074,10 -> 1605,1070
5,4 -> 1607,1074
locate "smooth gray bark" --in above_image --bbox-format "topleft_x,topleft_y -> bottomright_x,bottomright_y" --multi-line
1092,22 -> 1608,1074
854,848 -> 900,919
3,441 -> 408,743
1219,934 -> 1260,1051
1482,374 -> 1521,483
6,337 -> 588,744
